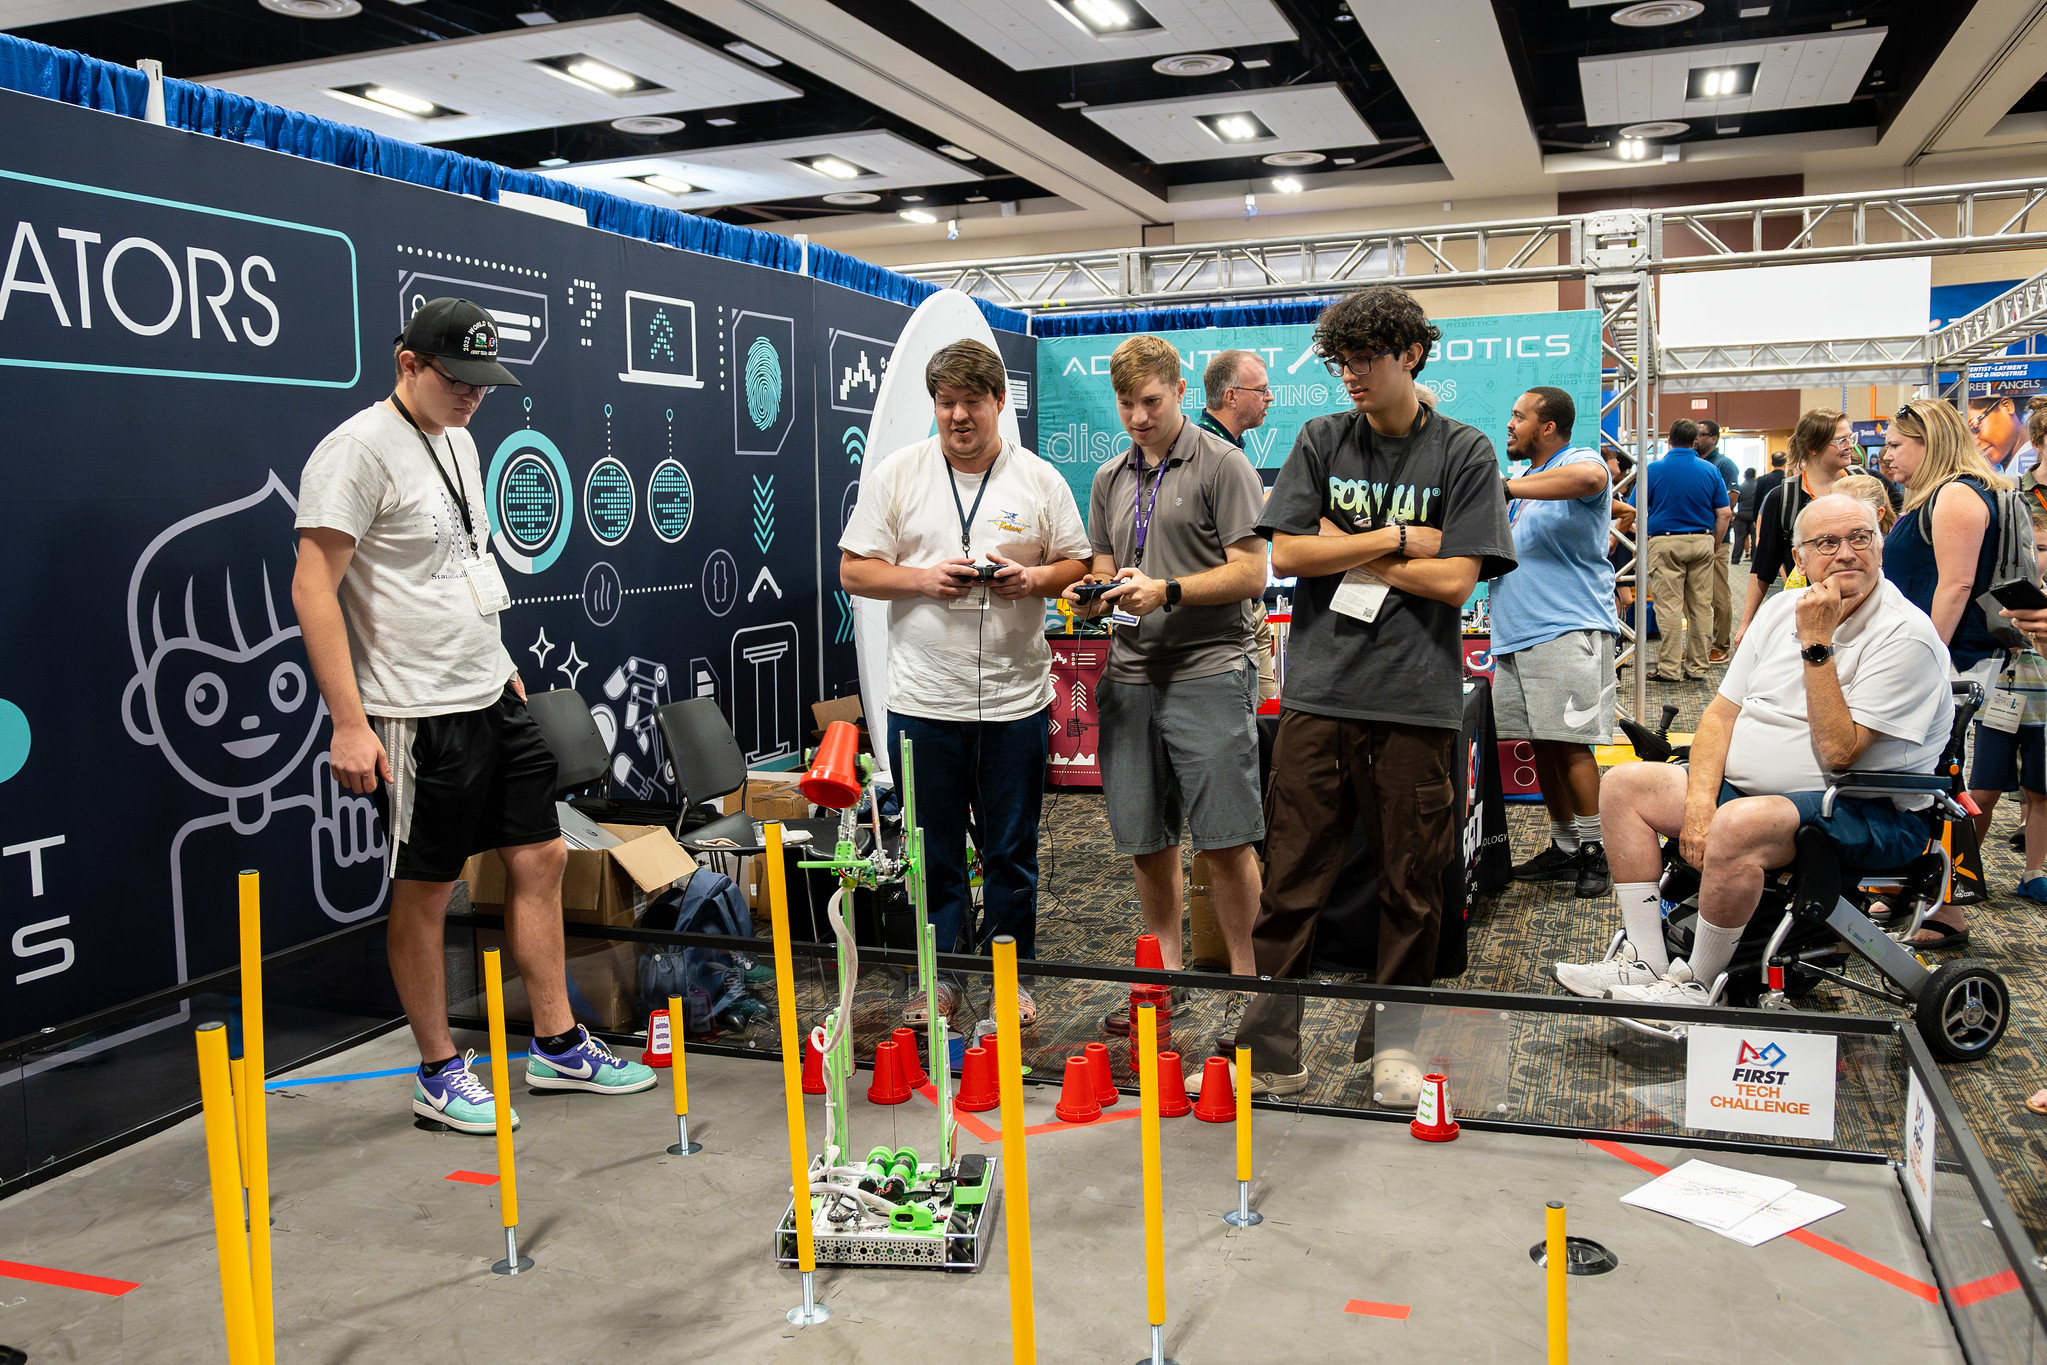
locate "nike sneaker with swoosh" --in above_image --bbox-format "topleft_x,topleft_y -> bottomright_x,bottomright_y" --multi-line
526,1025 -> 659,1095
412,1050 -> 518,1135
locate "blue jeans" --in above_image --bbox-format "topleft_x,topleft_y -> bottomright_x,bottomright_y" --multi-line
887,708 -> 1049,961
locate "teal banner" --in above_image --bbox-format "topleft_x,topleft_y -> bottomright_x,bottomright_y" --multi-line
1035,309 -> 1604,507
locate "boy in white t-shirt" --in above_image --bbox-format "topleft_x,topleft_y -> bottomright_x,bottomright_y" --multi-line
839,340 -> 1091,1026
294,299 -> 653,1137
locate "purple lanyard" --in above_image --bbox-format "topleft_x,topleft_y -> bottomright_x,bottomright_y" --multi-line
1131,458 -> 1169,568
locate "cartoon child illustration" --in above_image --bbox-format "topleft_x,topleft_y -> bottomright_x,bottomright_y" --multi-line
122,472 -> 387,980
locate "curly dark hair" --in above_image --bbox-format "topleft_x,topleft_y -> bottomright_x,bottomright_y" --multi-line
1313,285 -> 1442,379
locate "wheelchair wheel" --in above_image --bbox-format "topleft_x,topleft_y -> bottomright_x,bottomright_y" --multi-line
1914,959 -> 2010,1062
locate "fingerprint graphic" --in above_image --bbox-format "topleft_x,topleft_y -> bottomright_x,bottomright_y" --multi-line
744,336 -> 783,431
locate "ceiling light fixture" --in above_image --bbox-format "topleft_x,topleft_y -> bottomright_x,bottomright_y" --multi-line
707,117 -> 736,127
899,209 -> 937,225
936,144 -> 977,161
1262,150 -> 1326,166
538,156 -> 570,168
1272,177 -> 1302,193
1610,1 -> 1704,26
326,84 -> 461,119
1686,63 -> 1757,101
611,115 -> 683,135
1618,121 -> 1688,139
1738,3 -> 1770,14
1057,100 -> 1089,110
798,155 -> 873,180
1152,53 -> 1234,77
1198,110 -> 1277,144
1616,138 -> 1649,161
515,10 -> 555,24
632,173 -> 695,196
533,54 -> 664,96
724,40 -> 782,67
1052,0 -> 1163,36
822,192 -> 881,205
258,0 -> 360,17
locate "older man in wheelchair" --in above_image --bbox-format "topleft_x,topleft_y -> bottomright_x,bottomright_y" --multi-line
1553,492 -> 2013,1061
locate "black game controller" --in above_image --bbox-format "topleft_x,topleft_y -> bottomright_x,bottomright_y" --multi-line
1072,581 -> 1118,603
970,562 -> 1002,582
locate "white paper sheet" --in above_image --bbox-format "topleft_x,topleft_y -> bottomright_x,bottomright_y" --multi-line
1619,1159 -> 1798,1230
1701,1189 -> 1846,1247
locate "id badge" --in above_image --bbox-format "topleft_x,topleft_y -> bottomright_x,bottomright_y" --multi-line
463,553 -> 512,615
1330,567 -> 1391,623
1984,685 -> 2026,734
1110,609 -> 1142,629
948,586 -> 990,611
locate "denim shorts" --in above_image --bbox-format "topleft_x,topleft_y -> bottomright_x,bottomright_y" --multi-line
1098,660 -> 1264,856
1716,778 -> 1934,871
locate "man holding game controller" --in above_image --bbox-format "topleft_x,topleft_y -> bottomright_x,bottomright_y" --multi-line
840,339 -> 1090,1026
1065,335 -> 1269,1021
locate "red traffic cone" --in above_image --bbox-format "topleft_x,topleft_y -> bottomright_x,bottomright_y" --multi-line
1410,1072 -> 1460,1142
956,1045 -> 1001,1112
1134,934 -> 1164,972
1055,1055 -> 1101,1123
640,1007 -> 674,1068
1155,1050 -> 1192,1119
1084,1040 -> 1119,1107
800,719 -> 863,810
801,1031 -> 827,1095
867,1039 -> 911,1105
891,1026 -> 929,1091
1191,1055 -> 1235,1123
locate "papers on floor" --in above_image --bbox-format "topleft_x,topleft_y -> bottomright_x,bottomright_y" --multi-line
1620,1159 -> 1844,1246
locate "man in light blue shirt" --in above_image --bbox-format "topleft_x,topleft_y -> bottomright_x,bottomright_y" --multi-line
1491,387 -> 1617,896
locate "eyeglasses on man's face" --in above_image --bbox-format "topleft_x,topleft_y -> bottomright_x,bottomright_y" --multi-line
1324,350 -> 1396,379
429,360 -> 493,397
1797,528 -> 1877,556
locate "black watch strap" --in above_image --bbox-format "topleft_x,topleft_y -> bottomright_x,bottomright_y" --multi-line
1164,577 -> 1181,611
1801,641 -> 1833,665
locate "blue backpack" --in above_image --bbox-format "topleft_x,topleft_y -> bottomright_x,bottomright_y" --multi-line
636,869 -> 755,1028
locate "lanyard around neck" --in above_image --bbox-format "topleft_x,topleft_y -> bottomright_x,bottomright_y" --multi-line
946,445 -> 999,556
1132,454 -> 1170,567
391,396 -> 481,558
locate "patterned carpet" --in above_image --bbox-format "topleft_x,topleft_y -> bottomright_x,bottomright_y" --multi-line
775,561 -> 2047,1253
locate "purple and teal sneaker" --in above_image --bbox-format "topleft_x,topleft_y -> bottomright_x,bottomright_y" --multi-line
525,1026 -> 658,1095
412,1050 -> 518,1135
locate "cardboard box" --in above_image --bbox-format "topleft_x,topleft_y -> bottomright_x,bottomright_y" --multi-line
811,694 -> 867,747
462,823 -> 695,929
718,770 -> 815,822
1188,852 -> 1228,969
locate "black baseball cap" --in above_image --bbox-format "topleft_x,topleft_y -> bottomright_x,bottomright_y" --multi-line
395,297 -> 521,388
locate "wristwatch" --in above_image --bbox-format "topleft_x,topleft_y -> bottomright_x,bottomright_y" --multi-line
1800,641 -> 1834,665
1164,578 -> 1182,613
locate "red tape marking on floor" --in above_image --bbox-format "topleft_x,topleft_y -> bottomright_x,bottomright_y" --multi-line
1344,1299 -> 1412,1320
1950,1269 -> 2021,1307
913,1083 -> 1145,1140
445,1170 -> 500,1185
0,1258 -> 139,1296
1584,1140 -> 1937,1302
1021,1107 -> 1143,1137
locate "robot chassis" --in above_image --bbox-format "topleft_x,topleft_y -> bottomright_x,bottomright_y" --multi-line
772,736 -> 1002,1272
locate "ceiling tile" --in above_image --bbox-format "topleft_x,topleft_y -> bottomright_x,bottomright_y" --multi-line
907,0 -> 1296,72
1082,82 -> 1374,162
538,129 -> 981,211
1577,28 -> 1886,124
203,15 -> 800,145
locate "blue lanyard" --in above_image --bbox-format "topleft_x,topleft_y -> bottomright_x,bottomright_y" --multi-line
1132,457 -> 1169,567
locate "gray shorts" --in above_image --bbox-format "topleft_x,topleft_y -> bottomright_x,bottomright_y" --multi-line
1098,660 -> 1265,856
1493,630 -> 1616,744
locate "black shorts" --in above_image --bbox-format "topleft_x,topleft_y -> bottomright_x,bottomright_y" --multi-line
375,685 -> 561,882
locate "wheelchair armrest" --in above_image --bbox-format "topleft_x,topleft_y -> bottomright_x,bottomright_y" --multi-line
1820,770 -> 1949,818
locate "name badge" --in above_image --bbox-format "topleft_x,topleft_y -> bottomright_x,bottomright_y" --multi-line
1330,567 -> 1391,623
1110,609 -> 1142,629
463,553 -> 512,615
1983,686 -> 2026,734
948,587 -> 991,611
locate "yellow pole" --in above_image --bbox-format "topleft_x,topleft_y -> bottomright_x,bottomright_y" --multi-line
196,1022 -> 260,1365
1224,1043 -> 1261,1227
1138,1004 -> 1167,1359
482,948 -> 529,1273
667,994 -> 701,1156
1546,1200 -> 1567,1365
236,871 -> 274,1365
765,822 -> 828,1325
991,936 -> 1037,1365
228,1055 -> 249,1190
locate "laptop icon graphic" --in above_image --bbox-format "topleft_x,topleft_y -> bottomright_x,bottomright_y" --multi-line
619,290 -> 705,388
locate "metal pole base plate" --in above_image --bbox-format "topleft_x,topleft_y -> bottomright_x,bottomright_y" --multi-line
1131,1358 -> 1181,1364
1223,1210 -> 1264,1227
787,1303 -> 831,1326
491,1256 -> 533,1275
667,1141 -> 705,1155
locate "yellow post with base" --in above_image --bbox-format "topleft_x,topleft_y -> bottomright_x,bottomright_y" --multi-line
483,948 -> 531,1274
197,1022 -> 260,1365
1136,1004 -> 1178,1365
1546,1200 -> 1568,1365
991,936 -> 1037,1364
666,993 -> 702,1155
1223,1043 -> 1261,1227
236,871 -> 275,1365
766,821 -> 829,1326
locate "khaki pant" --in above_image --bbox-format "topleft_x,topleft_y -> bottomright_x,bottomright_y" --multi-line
1712,540 -> 1733,651
1647,533 -> 1716,679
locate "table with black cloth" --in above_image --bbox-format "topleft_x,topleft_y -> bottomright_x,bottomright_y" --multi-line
1254,677 -> 1510,981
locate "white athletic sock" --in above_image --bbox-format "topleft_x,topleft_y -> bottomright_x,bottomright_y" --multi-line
1689,921 -> 1746,987
1573,814 -> 1604,847
1616,882 -> 1668,974
1551,820 -> 1580,855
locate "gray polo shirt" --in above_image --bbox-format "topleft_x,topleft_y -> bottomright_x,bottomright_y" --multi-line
1087,417 -> 1265,684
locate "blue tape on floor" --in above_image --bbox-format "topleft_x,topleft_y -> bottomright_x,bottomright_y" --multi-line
267,1053 -> 529,1090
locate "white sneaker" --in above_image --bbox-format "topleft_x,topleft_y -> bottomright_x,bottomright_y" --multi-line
1607,957 -> 1719,1006
1553,939 -> 1662,999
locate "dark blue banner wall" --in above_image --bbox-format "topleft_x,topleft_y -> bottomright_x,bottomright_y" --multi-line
0,89 -> 1032,1039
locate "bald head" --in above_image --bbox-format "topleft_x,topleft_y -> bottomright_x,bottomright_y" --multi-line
1792,492 -> 1883,606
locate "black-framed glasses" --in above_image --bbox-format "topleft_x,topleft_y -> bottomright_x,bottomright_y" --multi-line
1796,528 -> 1877,555
1324,350 -> 1395,379
428,359 -> 493,397
1228,383 -> 1273,398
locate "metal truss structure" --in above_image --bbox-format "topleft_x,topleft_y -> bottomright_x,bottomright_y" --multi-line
1661,337 -> 1932,393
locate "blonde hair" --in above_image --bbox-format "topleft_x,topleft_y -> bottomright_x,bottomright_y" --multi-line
1109,334 -> 1182,397
1895,398 -> 2011,512
1833,473 -> 1895,533
1787,407 -> 1846,472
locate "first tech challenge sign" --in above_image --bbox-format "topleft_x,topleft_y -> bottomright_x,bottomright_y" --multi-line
1685,1026 -> 1838,1142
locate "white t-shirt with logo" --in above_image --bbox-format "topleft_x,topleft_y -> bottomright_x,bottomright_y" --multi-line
295,403 -> 516,718
1718,577 -> 1953,808
840,437 -> 1090,723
